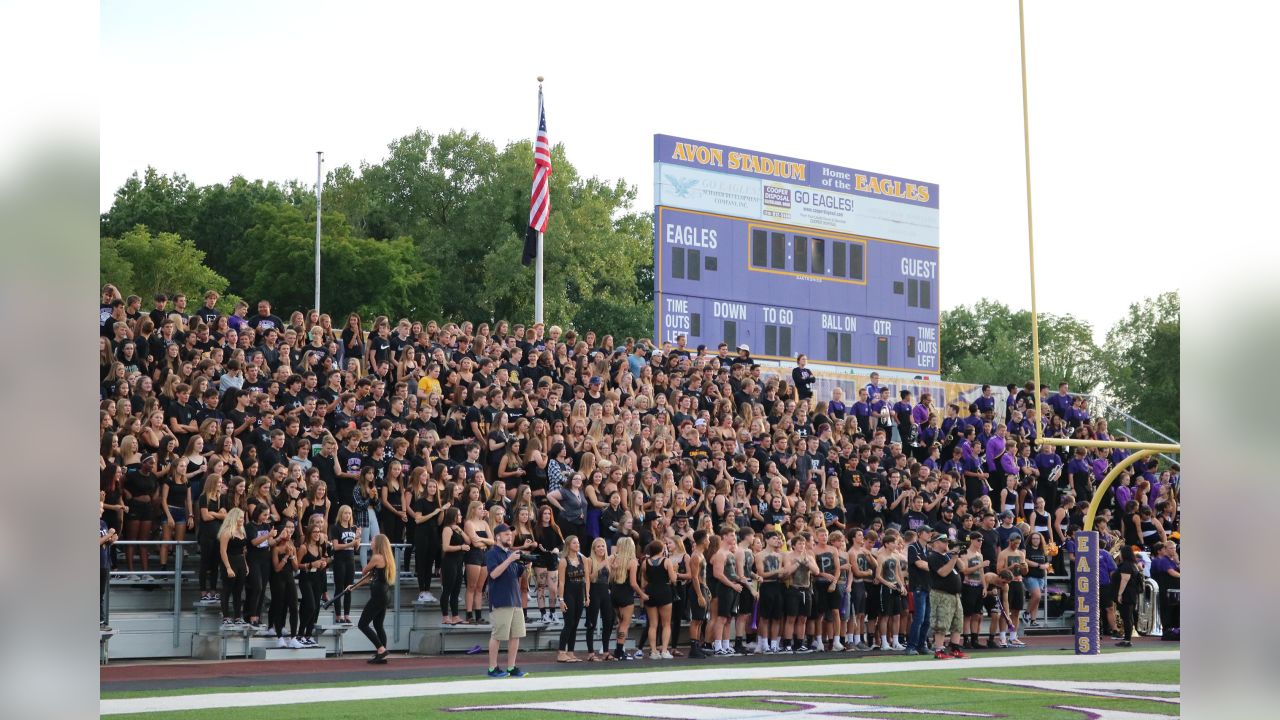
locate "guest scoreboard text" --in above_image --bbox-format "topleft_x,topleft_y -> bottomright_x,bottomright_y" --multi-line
653,134 -> 940,374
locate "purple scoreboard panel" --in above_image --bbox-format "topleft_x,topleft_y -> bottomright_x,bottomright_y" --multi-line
653,134 -> 940,375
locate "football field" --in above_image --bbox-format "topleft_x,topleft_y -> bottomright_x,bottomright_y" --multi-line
101,648 -> 1179,719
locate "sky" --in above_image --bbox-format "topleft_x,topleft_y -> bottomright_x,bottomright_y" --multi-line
100,0 -> 1188,339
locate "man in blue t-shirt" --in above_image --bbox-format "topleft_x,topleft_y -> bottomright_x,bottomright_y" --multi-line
484,523 -> 528,678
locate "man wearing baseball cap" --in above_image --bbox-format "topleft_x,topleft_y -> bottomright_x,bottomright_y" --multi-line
484,523 -> 527,678
927,533 -> 967,659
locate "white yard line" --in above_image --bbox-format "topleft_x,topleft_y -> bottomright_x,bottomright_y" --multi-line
101,650 -> 1179,716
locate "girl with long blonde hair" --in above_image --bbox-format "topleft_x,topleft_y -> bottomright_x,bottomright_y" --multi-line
217,507 -> 248,624
583,537 -> 614,661
343,533 -> 396,663
462,501 -> 493,623
608,536 -> 647,659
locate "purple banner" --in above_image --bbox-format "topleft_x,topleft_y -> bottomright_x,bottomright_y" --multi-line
1073,530 -> 1100,655
655,134 -> 939,209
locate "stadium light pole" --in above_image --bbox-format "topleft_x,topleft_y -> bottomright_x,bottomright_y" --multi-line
315,151 -> 324,315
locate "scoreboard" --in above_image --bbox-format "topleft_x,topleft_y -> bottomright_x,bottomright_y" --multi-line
653,134 -> 940,375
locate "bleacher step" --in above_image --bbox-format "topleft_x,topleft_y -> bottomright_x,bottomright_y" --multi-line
251,646 -> 327,660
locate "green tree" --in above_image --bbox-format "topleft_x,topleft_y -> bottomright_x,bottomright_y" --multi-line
99,225 -> 230,305
1102,291 -> 1180,438
188,176 -> 290,290
939,299 -> 1105,393
237,202 -> 441,320
100,168 -> 201,240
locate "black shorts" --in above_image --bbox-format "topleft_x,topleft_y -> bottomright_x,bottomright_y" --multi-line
646,584 -> 673,607
736,587 -> 756,616
812,584 -> 839,618
1007,581 -> 1025,611
880,585 -> 904,616
715,584 -> 739,616
784,586 -> 812,618
851,582 -> 867,614
689,586 -> 709,621
864,585 -> 881,620
610,583 -> 635,609
759,582 -> 785,620
962,584 -> 984,615
982,592 -> 1003,616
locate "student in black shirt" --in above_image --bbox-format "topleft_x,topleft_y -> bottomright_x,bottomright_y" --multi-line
905,528 -> 934,654
926,534 -> 966,658
1113,545 -> 1142,647
247,300 -> 285,333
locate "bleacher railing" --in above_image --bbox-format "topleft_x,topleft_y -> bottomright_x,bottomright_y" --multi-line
107,540 -> 413,649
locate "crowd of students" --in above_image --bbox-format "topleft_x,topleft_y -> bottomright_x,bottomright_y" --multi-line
97,284 -> 1181,663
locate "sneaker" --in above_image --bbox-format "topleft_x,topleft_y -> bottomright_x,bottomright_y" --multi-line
487,667 -> 510,678
416,592 -> 429,603
276,637 -> 288,648
234,618 -> 248,626
814,639 -> 825,652
855,642 -> 871,651
1115,640 -> 1133,648
934,648 -> 951,660
890,641 -> 906,651
126,574 -> 141,583
221,618 -> 233,626
949,648 -> 968,659
661,650 -> 673,659
650,651 -> 663,660
140,574 -> 156,583
288,638 -> 306,648
714,648 -> 731,656
1029,620 -> 1042,628
832,638 -> 845,652
422,591 -> 438,603
1008,638 -> 1026,647
794,644 -> 813,654
620,650 -> 635,661
755,643 -> 767,655
506,666 -> 527,677
631,649 -> 645,659
905,648 -> 920,656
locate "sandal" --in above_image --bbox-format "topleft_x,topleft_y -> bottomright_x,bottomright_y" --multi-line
567,654 -> 583,662
586,653 -> 600,662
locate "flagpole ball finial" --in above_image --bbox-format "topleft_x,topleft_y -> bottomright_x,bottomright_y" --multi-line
537,76 -> 544,83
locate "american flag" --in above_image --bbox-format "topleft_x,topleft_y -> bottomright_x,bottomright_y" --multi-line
522,86 -> 551,266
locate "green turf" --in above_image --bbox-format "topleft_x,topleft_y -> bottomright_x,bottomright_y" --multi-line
104,658 -> 1179,720
100,646 -> 1147,700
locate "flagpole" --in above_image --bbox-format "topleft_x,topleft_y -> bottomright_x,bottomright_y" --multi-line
315,150 -> 323,315
534,76 -> 545,325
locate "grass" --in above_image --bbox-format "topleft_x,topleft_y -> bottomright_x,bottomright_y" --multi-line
103,657 -> 1179,720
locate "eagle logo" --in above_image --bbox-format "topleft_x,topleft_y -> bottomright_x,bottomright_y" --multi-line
665,174 -> 699,198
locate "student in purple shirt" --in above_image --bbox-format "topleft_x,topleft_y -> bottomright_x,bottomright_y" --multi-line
974,385 -> 996,419
1047,382 -> 1073,419
1006,409 -> 1034,442
827,386 -> 848,420
1031,443 -> 1063,506
852,387 -> 873,440
1066,449 -> 1094,503
985,424 -> 1019,478
940,404 -> 961,439
864,372 -> 882,400
870,387 -> 892,440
